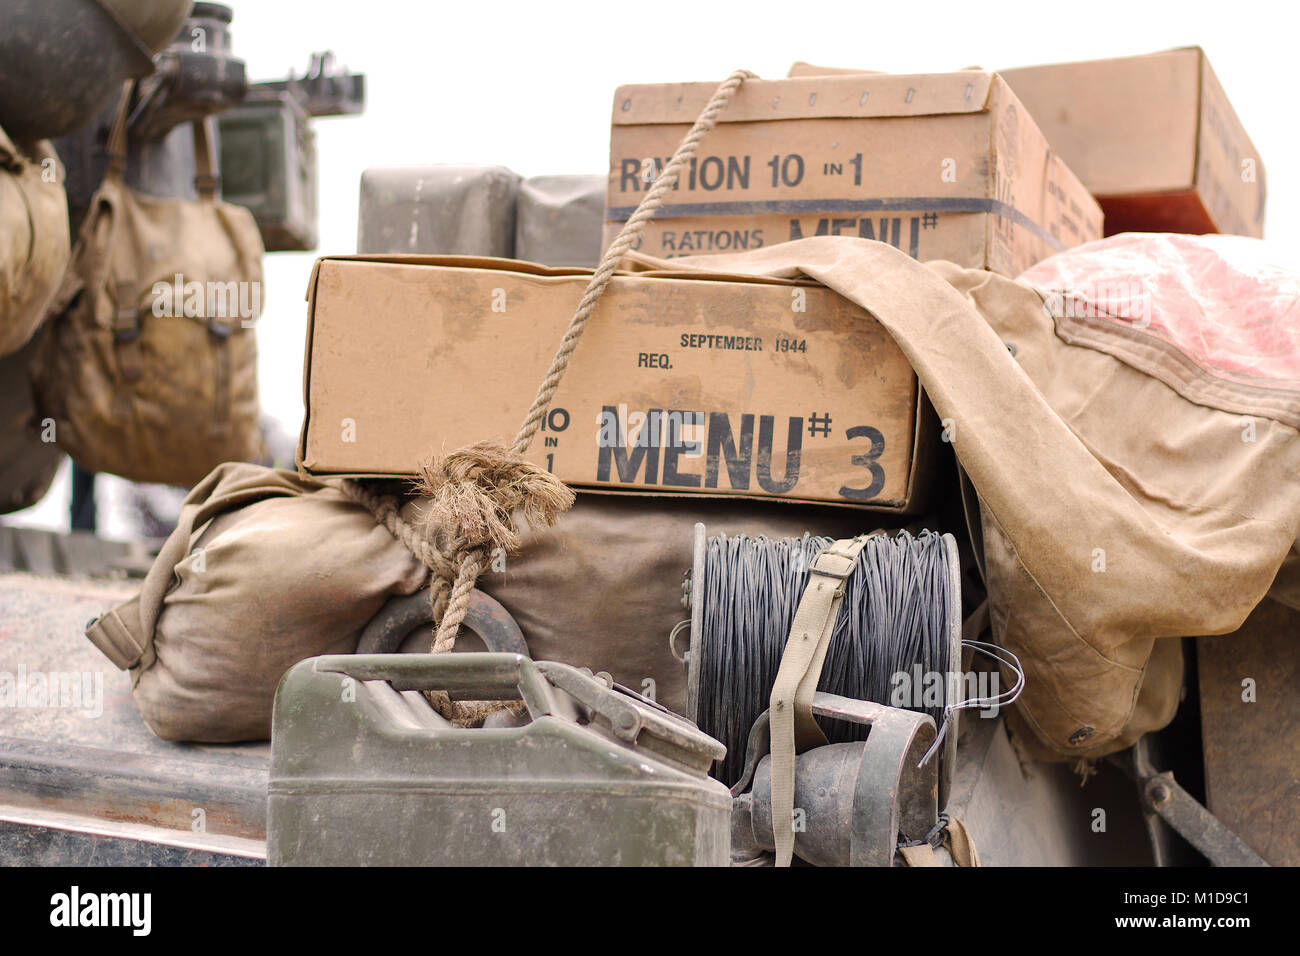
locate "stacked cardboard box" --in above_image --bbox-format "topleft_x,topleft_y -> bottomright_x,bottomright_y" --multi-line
297,255 -> 935,511
1000,47 -> 1265,237
304,53 -> 1267,507
792,48 -> 1266,238
604,71 -> 1102,276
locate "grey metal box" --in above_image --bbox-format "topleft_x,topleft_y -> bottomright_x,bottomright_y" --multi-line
356,164 -> 520,256
219,92 -> 318,251
515,174 -> 604,267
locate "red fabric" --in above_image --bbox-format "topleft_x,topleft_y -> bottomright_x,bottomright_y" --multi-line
1019,233 -> 1300,390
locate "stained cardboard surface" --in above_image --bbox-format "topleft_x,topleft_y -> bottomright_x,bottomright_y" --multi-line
999,48 -> 1265,238
605,72 -> 1101,277
298,255 -> 928,510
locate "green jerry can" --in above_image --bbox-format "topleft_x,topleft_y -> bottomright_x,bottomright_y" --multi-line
268,653 -> 732,866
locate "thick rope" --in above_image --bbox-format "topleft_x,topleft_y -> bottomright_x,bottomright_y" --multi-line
336,479 -> 457,580
344,69 -> 757,720
511,69 -> 757,457
422,68 -> 756,655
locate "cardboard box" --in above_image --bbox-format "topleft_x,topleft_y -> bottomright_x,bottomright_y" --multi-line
298,255 -> 934,511
999,48 -> 1266,237
604,72 -> 1102,277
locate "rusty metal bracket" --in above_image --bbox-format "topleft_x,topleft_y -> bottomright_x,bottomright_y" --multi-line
356,587 -> 529,658
1113,737 -> 1267,867
731,692 -> 938,866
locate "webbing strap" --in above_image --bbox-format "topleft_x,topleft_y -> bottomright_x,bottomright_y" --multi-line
86,603 -> 149,671
898,816 -> 981,868
947,815 -> 981,867
898,843 -> 940,867
105,81 -> 132,178
769,534 -> 872,867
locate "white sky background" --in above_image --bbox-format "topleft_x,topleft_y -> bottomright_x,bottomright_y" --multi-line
239,0 -> 1298,435
9,0 -> 1299,533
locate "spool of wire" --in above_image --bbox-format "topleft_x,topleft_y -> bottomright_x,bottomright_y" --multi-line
684,527 -> 962,788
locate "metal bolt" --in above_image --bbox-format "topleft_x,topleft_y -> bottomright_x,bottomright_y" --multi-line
1068,725 -> 1095,745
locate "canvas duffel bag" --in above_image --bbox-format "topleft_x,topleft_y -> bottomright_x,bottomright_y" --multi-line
85,463 -> 431,741
31,83 -> 264,487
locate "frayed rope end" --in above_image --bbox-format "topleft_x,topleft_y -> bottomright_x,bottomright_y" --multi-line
414,438 -> 575,553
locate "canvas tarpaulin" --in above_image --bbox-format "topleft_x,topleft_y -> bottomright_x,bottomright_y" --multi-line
637,235 -> 1300,761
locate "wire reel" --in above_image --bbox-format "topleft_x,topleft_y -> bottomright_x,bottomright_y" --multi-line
679,522 -> 966,804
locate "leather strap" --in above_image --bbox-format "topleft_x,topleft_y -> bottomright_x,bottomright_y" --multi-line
769,533 -> 874,867
191,117 -> 219,200
105,81 -> 132,179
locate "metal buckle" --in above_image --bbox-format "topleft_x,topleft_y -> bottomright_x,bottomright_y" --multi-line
207,316 -> 234,338
810,550 -> 857,581
113,297 -> 141,342
898,811 -> 949,851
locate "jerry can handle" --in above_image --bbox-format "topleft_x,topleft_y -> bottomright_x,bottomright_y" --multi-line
313,653 -> 557,721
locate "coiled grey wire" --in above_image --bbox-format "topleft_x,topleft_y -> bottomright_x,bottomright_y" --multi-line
697,530 -> 953,785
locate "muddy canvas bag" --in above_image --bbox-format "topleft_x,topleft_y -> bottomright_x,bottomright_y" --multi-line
0,125 -> 69,357
85,462 -> 430,742
31,83 -> 264,487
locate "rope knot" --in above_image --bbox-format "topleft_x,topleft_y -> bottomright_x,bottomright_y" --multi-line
415,438 -> 575,554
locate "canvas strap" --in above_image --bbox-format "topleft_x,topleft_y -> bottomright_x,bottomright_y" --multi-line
769,533 -> 874,867
104,81 -> 132,180
107,81 -> 218,199
86,507 -> 195,672
898,815 -> 981,867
